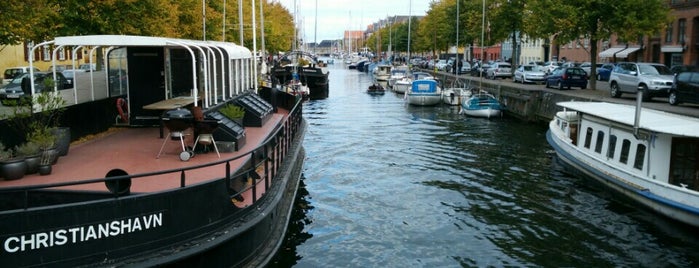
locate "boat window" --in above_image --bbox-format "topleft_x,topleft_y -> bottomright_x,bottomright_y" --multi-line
607,135 -> 617,159
633,144 -> 646,170
669,138 -> 699,191
595,130 -> 604,153
620,139 -> 631,164
584,127 -> 593,149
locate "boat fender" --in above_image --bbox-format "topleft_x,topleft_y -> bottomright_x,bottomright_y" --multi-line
116,98 -> 128,123
105,168 -> 131,196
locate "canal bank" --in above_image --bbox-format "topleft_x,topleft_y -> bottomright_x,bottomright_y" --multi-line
429,70 -> 699,123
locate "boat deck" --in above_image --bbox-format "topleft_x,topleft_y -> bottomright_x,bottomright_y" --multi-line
0,112 -> 285,198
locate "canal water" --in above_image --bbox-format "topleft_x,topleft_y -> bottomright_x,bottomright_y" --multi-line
269,63 -> 699,267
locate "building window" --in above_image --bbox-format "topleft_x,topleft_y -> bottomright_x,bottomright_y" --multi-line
42,45 -> 50,61
678,19 -> 686,44
620,139 -> 631,164
633,144 -> 646,170
607,135 -> 617,159
666,22 -> 673,43
58,47 -> 66,61
595,130 -> 604,153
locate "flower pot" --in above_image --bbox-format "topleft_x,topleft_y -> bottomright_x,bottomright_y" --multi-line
1,158 -> 28,180
52,127 -> 71,156
24,154 -> 41,174
38,165 -> 52,176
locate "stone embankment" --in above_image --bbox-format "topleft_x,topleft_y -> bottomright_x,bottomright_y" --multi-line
430,70 -> 699,123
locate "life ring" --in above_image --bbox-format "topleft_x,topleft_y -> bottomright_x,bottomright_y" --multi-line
116,98 -> 128,123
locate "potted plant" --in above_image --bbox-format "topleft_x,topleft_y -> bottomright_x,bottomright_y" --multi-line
15,141 -> 41,174
219,104 -> 245,125
1,88 -> 69,159
0,142 -> 27,180
27,125 -> 58,175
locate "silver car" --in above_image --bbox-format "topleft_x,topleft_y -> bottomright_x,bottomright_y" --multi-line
513,65 -> 546,84
609,62 -> 673,101
486,62 -> 512,79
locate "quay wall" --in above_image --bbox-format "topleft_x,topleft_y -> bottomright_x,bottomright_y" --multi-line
430,71 -> 699,124
468,80 -> 593,123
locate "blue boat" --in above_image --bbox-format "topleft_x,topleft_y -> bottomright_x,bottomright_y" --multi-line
460,90 -> 503,118
405,79 -> 441,106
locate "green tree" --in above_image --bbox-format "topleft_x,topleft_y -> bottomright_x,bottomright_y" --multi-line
523,0 -> 670,90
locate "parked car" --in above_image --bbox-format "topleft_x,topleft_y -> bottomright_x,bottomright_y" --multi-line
435,59 -> 448,71
609,62 -> 674,101
460,62 -> 472,73
596,63 -> 616,81
470,63 -> 490,77
486,62 -> 512,79
3,66 -> 41,80
61,70 -> 78,88
542,61 -> 559,74
79,63 -> 96,72
0,72 -> 70,104
513,65 -> 546,84
579,62 -> 602,77
560,62 -> 581,68
544,67 -> 588,90
670,65 -> 699,75
48,64 -> 74,73
668,71 -> 699,105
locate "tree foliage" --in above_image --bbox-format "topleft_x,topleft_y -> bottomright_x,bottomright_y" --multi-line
0,0 -> 294,53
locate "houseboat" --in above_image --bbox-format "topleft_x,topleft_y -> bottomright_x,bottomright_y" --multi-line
547,101 -> 699,227
271,50 -> 329,100
0,35 -> 306,267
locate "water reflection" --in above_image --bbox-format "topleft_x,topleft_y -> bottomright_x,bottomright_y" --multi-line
269,62 -> 699,267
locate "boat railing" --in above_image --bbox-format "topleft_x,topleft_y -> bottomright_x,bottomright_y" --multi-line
0,95 -> 305,211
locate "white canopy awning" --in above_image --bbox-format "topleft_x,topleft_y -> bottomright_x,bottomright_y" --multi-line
599,46 -> 626,58
615,46 -> 640,58
661,46 -> 684,53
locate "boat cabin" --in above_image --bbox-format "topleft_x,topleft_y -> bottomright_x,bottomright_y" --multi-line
555,103 -> 699,192
29,35 -> 257,126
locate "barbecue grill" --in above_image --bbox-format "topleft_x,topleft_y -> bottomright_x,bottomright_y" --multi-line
157,108 -> 195,161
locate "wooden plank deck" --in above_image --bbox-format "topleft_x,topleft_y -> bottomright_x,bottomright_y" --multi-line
0,112 -> 285,196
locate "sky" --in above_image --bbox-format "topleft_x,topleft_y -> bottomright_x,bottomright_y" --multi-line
275,0 -> 431,42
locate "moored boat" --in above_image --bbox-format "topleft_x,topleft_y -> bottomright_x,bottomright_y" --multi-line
0,35 -> 306,267
442,79 -> 470,106
271,50 -> 329,100
405,79 -> 441,106
374,64 -> 392,81
547,101 -> 699,227
392,76 -> 412,94
460,89 -> 503,118
387,66 -> 408,88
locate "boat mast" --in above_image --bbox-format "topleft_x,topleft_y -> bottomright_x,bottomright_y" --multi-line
251,0 -> 258,90
238,0 -> 243,45
455,0 -> 459,73
480,0 -> 485,89
407,0 -> 412,64
314,0 -> 318,54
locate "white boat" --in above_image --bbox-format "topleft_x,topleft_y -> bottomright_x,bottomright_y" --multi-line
460,90 -> 503,118
442,79 -> 470,106
405,79 -> 441,106
392,76 -> 412,94
547,101 -> 699,227
388,67 -> 408,88
374,64 -> 392,81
